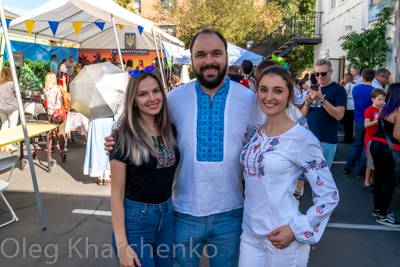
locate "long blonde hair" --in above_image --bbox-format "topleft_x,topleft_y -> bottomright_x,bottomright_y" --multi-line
44,73 -> 58,89
112,72 -> 175,165
0,67 -> 12,84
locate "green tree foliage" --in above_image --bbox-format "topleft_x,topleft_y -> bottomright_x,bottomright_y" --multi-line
164,0 -> 284,48
340,7 -> 392,71
286,45 -> 315,77
4,59 -> 48,93
114,0 -> 136,13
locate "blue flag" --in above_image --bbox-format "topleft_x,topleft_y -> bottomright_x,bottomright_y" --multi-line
0,19 -> 11,28
48,21 -> 59,36
138,25 -> 144,35
95,22 -> 105,31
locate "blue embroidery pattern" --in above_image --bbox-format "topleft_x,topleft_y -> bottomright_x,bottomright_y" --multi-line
196,76 -> 230,162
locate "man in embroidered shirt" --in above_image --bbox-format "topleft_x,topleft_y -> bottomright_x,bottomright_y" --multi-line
105,29 -> 263,267
372,68 -> 390,89
301,58 -> 347,169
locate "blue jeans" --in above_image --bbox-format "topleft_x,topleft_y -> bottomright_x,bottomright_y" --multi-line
112,198 -> 174,267
173,208 -> 243,267
319,142 -> 337,170
345,123 -> 367,174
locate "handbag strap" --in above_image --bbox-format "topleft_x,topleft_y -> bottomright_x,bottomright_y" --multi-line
380,120 -> 394,152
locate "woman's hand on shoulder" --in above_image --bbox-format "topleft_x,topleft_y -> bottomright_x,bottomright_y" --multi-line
104,135 -> 115,155
118,244 -> 141,267
267,225 -> 296,250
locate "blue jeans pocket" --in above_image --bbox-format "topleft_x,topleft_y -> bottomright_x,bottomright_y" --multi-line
229,207 -> 243,217
125,208 -> 145,222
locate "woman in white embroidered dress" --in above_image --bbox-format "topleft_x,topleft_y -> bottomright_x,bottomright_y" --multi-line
238,66 -> 339,266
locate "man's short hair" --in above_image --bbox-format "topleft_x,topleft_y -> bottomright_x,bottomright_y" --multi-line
371,88 -> 386,98
51,55 -> 57,60
189,28 -> 228,54
375,68 -> 390,77
69,56 -> 74,59
241,60 -> 253,75
361,68 -> 375,82
315,58 -> 332,69
351,66 -> 359,73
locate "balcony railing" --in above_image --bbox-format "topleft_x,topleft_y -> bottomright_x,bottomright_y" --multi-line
251,12 -> 323,57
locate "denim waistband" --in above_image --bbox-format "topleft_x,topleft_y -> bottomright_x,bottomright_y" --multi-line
124,198 -> 173,214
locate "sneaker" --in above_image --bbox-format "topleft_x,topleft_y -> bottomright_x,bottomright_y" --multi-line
376,214 -> 400,227
372,210 -> 393,218
363,184 -> 374,193
342,167 -> 351,174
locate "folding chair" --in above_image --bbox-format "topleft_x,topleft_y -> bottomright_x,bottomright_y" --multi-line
0,155 -> 19,227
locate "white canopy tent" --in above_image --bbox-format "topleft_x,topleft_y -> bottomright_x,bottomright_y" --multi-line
8,0 -> 184,53
172,42 -> 263,66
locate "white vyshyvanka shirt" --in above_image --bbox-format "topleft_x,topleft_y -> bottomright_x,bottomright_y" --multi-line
241,124 -> 339,244
168,78 -> 264,216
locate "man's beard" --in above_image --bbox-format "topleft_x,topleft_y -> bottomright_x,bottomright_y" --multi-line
194,63 -> 227,89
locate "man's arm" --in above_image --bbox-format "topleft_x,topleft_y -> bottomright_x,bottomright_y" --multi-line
301,94 -> 313,118
320,101 -> 345,121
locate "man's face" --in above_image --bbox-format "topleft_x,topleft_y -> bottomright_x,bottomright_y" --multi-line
191,33 -> 228,90
376,74 -> 390,85
350,68 -> 358,78
53,57 -> 57,62
69,57 -> 74,63
314,64 -> 333,87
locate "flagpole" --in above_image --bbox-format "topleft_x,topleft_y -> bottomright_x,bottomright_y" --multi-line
0,0 -> 46,230
110,14 -> 124,71
152,31 -> 166,89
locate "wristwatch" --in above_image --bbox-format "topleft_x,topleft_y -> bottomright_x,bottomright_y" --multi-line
319,99 -> 326,105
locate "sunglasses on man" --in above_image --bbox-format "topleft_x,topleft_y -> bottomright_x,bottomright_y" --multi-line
314,70 -> 331,77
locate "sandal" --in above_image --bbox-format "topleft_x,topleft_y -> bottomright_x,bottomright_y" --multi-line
96,178 -> 104,185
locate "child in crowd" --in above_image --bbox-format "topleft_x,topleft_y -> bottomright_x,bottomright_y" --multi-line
363,89 -> 386,192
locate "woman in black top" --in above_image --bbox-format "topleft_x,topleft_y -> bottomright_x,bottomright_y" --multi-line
370,83 -> 400,227
109,70 -> 180,266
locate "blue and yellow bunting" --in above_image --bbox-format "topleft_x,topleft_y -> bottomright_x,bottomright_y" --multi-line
137,25 -> 144,35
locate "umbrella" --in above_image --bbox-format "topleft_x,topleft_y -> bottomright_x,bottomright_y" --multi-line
70,62 -> 128,120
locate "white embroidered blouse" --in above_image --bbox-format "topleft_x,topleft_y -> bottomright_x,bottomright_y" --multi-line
240,123 -> 339,244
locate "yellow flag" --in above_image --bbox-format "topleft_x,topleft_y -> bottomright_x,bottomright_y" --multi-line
117,24 -> 124,30
151,27 -> 154,38
24,21 -> 35,35
72,22 -> 83,36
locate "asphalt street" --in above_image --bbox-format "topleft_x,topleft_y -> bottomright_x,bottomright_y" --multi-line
0,132 -> 399,267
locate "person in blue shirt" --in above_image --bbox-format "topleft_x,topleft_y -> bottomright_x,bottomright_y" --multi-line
301,58 -> 347,170
49,55 -> 58,76
343,68 -> 375,176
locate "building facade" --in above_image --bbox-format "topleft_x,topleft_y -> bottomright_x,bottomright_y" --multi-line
315,0 -> 396,82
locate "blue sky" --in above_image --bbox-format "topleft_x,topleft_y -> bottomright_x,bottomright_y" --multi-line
3,0 -> 50,16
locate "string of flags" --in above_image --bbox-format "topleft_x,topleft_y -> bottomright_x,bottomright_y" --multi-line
0,19 -> 145,37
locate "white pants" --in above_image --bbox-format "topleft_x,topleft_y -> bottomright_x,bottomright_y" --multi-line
239,232 -> 310,267
0,109 -> 18,130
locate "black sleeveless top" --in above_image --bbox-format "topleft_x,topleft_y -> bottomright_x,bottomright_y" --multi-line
374,119 -> 400,146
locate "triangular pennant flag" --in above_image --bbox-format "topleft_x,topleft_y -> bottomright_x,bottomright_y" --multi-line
24,20 -> 36,35
117,24 -> 124,30
137,25 -> 144,35
94,22 -> 105,31
48,21 -> 59,36
151,27 -> 154,38
0,19 -> 12,28
72,22 -> 83,36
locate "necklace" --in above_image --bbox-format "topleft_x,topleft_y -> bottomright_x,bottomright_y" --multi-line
152,136 -> 168,158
